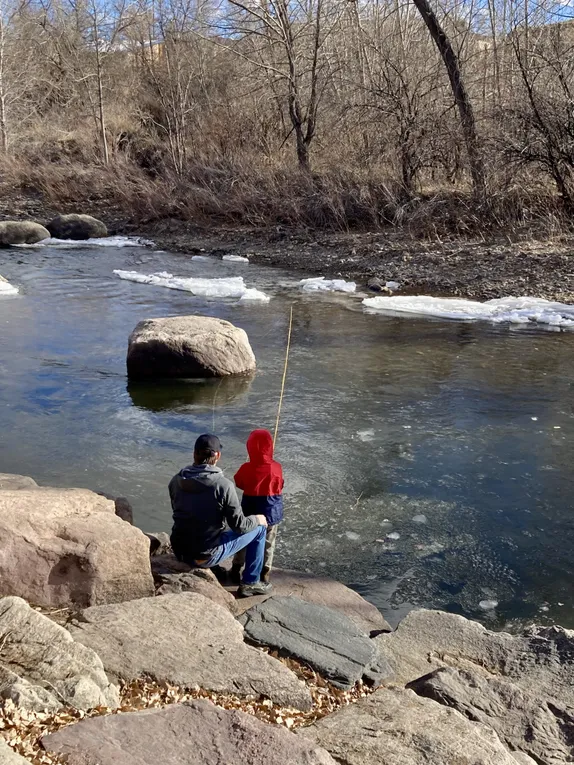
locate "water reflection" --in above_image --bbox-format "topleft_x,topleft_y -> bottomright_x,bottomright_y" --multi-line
127,374 -> 254,413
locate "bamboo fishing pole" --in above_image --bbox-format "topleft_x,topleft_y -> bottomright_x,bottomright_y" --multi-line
273,304 -> 294,448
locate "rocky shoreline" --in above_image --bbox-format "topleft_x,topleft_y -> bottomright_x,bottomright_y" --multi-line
0,472 -> 573,765
1,190 -> 574,301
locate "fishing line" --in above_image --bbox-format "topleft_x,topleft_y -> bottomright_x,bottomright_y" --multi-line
212,377 -> 223,432
273,304 -> 294,448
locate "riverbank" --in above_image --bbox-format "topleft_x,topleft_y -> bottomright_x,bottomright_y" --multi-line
2,190 -> 574,302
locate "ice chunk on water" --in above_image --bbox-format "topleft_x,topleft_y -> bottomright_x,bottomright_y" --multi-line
222,254 -> 249,263
0,278 -> 18,295
23,236 -> 154,248
113,270 -> 270,302
385,281 -> 400,291
357,428 -> 375,442
300,277 -> 356,293
363,295 -> 574,328
387,531 -> 401,540
345,531 -> 360,541
412,514 -> 428,524
478,599 -> 499,610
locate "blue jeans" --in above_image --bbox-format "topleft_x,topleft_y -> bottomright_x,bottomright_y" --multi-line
198,525 -> 266,584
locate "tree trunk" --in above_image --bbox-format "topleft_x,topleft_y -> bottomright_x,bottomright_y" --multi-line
411,0 -> 487,204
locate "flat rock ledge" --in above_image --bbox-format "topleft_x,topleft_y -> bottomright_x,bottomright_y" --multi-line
232,568 -> 391,634
0,596 -> 119,711
69,593 -> 312,711
42,700 -> 336,765
301,686 -> 534,765
239,595 -> 389,690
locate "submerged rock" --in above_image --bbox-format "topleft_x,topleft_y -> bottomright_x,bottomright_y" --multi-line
0,221 -> 49,246
0,596 -> 119,711
42,700 -> 336,765
0,488 -> 154,607
239,595 -> 389,690
69,593 -> 312,710
302,686 -> 532,765
126,315 -> 257,380
46,214 -> 107,240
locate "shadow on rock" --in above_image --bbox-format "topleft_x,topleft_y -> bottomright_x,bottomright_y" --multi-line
127,374 -> 254,413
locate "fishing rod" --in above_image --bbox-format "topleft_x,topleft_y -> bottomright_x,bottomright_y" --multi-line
273,304 -> 294,448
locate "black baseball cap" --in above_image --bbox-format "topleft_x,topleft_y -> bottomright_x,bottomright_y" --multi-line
194,434 -> 222,455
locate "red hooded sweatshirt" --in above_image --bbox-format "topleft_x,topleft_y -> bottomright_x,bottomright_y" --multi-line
234,429 -> 284,525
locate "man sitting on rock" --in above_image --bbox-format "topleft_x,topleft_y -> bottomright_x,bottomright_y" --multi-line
169,434 -> 271,597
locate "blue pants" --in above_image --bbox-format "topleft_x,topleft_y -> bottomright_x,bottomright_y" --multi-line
197,525 -> 266,584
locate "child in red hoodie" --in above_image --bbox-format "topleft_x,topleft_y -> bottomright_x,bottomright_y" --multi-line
231,429 -> 284,585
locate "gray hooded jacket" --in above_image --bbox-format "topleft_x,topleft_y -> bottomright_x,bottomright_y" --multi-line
169,464 -> 258,560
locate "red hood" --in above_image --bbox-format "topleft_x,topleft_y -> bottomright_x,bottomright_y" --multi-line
246,429 -> 274,463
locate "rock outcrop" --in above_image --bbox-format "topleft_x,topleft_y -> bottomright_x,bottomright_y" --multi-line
0,488 -> 154,607
409,666 -> 574,765
0,596 -> 119,711
374,609 -> 574,706
46,214 -> 108,240
302,686 -> 534,765
0,474 -> 37,490
0,740 -> 31,765
69,593 -> 313,710
233,568 -> 391,634
0,221 -> 49,246
126,316 -> 257,380
155,569 -> 238,613
42,700 -> 336,765
239,596 -> 388,690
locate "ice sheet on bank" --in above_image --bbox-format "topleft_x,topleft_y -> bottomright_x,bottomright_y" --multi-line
0,277 -> 18,295
300,277 -> 356,293
18,236 -> 153,249
363,295 -> 574,328
222,254 -> 249,263
113,270 -> 270,302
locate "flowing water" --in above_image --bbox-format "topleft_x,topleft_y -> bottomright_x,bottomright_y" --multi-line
1,240 -> 574,630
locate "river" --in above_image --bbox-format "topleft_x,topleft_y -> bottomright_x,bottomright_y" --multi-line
1,239 -> 573,630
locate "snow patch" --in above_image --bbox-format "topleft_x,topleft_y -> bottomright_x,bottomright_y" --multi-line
113,270 -> 270,302
300,277 -> 356,293
363,295 -> 574,328
385,281 -> 400,292
17,236 -> 153,249
0,278 -> 18,295
222,254 -> 249,263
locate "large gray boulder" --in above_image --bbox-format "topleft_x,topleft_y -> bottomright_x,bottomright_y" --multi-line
69,593 -> 312,710
0,221 -> 49,246
0,596 -> 119,711
239,595 -> 388,690
0,473 -> 37,490
0,740 -> 31,765
409,666 -> 574,765
126,316 -> 257,380
302,686 -> 534,765
42,700 -> 336,765
374,609 -> 574,706
46,214 -> 107,240
233,568 -> 391,634
0,488 -> 154,607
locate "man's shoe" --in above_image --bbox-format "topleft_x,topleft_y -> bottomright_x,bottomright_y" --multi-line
230,564 -> 242,586
238,581 -> 273,597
